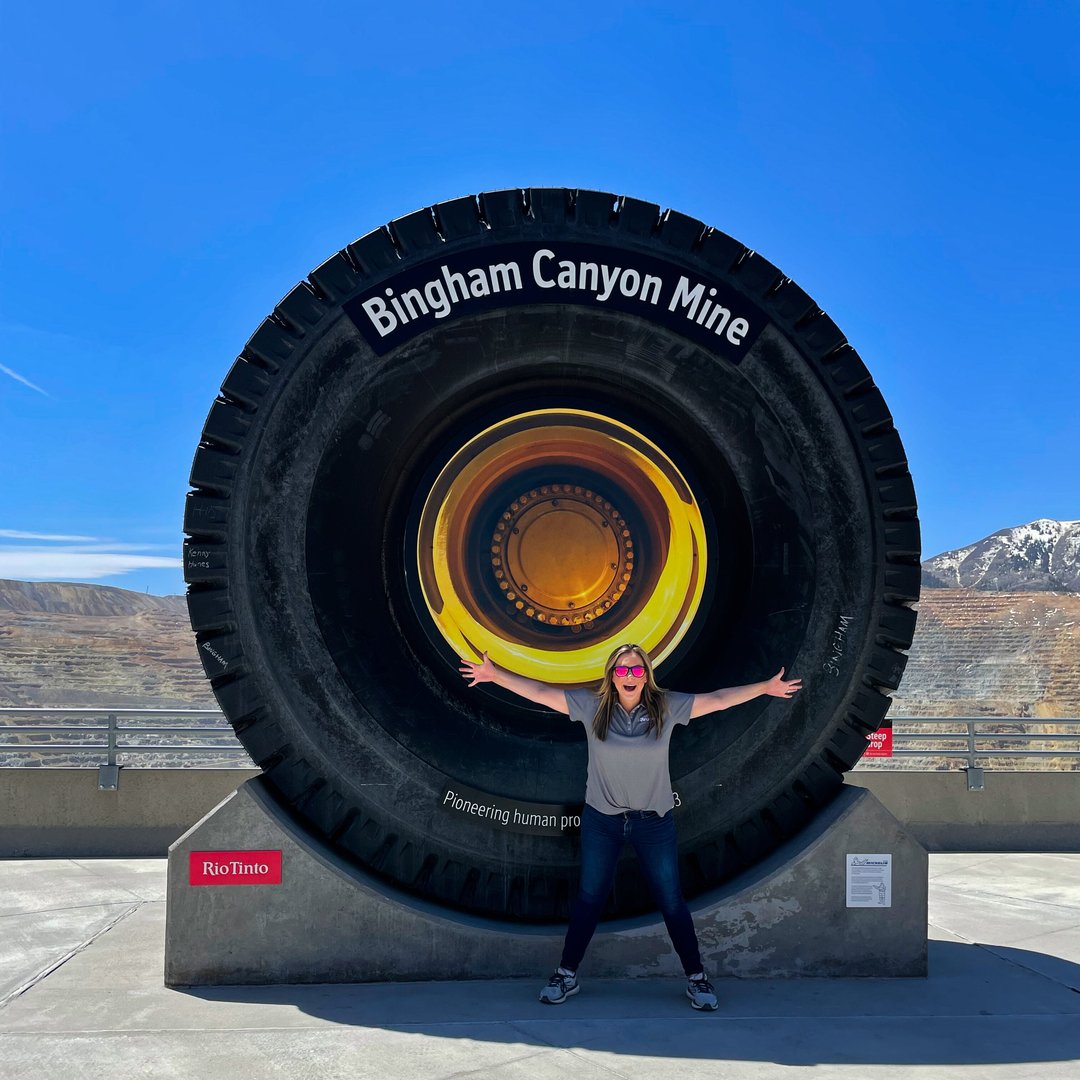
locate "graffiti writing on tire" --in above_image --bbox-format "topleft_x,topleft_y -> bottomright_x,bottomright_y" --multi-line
822,614 -> 854,677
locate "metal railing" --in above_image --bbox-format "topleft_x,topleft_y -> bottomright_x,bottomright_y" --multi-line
1,709 -> 1078,786
853,717 -> 1080,766
0,708 -> 252,786
853,716 -> 1080,788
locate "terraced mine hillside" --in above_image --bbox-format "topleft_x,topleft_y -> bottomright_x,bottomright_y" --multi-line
0,580 -> 215,709
891,590 -> 1080,718
1,578 -> 1077,718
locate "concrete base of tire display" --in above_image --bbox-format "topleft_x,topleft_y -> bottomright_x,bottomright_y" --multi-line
164,779 -> 927,986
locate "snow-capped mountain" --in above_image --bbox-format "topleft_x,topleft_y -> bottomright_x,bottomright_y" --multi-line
922,519 -> 1080,593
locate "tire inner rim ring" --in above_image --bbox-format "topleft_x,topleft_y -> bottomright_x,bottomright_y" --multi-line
416,409 -> 708,684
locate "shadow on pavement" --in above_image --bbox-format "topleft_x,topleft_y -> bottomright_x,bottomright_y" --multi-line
178,939 -> 1080,1067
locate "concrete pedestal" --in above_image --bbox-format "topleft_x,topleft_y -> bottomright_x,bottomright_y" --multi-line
164,779 -> 927,986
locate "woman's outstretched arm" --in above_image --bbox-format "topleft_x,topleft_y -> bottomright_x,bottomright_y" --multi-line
459,652 -> 570,713
689,667 -> 802,719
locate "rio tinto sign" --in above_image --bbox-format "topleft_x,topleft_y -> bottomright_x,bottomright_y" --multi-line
189,850 -> 282,886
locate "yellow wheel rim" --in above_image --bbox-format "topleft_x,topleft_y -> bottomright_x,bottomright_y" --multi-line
417,409 -> 707,684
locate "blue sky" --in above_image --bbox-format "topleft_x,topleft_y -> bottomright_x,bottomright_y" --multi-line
1,2 -> 1077,595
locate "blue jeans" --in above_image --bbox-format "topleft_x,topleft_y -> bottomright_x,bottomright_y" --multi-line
560,803 -> 702,976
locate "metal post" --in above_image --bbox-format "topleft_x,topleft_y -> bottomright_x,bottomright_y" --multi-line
963,717 -> 984,791
98,713 -> 120,791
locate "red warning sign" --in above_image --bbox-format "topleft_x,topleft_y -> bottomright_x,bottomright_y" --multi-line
865,724 -> 893,758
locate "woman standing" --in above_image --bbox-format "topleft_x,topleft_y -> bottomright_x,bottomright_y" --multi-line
460,642 -> 802,1010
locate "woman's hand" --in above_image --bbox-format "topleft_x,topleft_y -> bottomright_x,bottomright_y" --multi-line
765,667 -> 802,698
690,666 -> 803,717
460,651 -> 497,687
457,652 -> 569,712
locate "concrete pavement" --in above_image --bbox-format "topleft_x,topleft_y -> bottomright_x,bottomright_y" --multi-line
2,853 -> 1079,1079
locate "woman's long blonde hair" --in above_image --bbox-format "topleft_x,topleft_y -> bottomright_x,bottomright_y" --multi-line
592,643 -> 667,741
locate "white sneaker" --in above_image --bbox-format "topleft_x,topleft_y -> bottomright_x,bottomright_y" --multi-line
686,973 -> 718,1010
539,968 -> 579,1004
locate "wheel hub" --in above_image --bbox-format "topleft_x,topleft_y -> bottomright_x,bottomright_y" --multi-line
416,409 -> 707,683
495,485 -> 634,626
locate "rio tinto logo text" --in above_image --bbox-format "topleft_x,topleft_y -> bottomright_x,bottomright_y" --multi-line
189,850 -> 282,886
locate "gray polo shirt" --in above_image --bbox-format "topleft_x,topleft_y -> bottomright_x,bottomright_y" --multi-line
564,688 -> 695,815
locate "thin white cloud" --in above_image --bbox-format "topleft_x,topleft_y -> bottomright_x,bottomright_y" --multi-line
0,363 -> 48,396
17,542 -> 178,554
0,529 -> 101,542
2,320 -> 83,345
0,550 -> 182,581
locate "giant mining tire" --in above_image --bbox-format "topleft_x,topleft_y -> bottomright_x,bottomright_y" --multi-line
184,188 -> 919,922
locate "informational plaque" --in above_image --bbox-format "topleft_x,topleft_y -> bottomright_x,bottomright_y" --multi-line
846,853 -> 892,907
